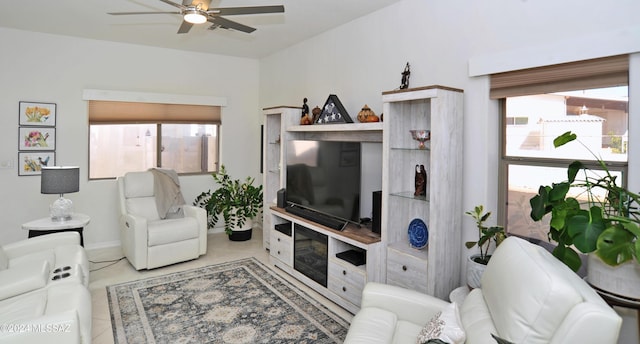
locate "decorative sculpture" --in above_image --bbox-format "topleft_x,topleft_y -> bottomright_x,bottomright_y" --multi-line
300,98 -> 312,125
400,62 -> 411,89
414,164 -> 426,197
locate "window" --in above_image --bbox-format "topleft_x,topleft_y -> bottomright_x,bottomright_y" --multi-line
495,55 -> 629,241
88,101 -> 220,179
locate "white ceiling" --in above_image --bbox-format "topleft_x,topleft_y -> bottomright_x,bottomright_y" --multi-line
0,0 -> 398,58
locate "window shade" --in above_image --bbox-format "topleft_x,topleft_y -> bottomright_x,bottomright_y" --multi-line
490,55 -> 629,99
88,100 -> 221,124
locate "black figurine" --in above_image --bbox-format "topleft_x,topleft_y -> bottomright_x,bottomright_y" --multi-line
400,63 -> 411,89
300,98 -> 312,125
414,164 -> 426,197
302,98 -> 309,116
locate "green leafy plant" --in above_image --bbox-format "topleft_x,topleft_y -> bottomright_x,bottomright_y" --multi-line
465,205 -> 506,265
193,165 -> 263,235
529,131 -> 640,271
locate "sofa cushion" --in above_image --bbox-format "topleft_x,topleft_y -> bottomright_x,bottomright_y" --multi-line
124,171 -> 155,198
0,288 -> 48,323
126,197 -> 161,221
343,307 -> 397,344
460,288 -> 498,344
481,237 -> 583,344
0,260 -> 49,301
8,250 -> 55,270
417,302 -> 466,344
147,217 -> 199,246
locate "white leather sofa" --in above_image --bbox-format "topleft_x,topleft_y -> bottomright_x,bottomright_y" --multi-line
118,170 -> 208,270
345,236 -> 622,344
0,232 -> 91,344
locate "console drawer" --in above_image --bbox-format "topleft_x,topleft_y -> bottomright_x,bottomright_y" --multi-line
328,258 -> 366,306
270,230 -> 292,266
386,245 -> 428,293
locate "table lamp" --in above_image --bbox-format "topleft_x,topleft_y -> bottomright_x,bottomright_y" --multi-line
41,166 -> 80,221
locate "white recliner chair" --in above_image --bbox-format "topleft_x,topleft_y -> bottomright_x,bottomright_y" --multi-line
345,236 -> 622,344
117,170 -> 207,270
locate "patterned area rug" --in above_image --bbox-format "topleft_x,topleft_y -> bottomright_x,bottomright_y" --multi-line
107,258 -> 349,343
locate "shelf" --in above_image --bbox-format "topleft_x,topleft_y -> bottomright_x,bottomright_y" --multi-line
390,191 -> 428,202
388,241 -> 429,260
288,122 -> 382,132
390,146 -> 430,152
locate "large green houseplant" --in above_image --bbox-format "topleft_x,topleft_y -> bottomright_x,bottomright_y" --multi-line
465,205 -> 506,288
529,131 -> 640,273
194,165 -> 263,240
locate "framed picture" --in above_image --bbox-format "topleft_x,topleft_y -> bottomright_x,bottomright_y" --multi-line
18,127 -> 56,151
315,94 -> 353,124
19,101 -> 56,126
18,152 -> 55,176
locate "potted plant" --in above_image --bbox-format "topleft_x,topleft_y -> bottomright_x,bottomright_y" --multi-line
464,204 -> 506,288
529,131 -> 640,298
193,165 -> 263,241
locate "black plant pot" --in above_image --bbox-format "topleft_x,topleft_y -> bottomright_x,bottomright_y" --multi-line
229,228 -> 253,241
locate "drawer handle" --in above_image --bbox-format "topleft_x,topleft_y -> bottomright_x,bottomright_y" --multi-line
342,286 -> 346,292
402,265 -> 407,271
342,270 -> 346,275
277,251 -> 281,255
277,238 -> 281,242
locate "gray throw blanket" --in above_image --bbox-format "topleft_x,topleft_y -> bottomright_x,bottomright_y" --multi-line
149,168 -> 185,219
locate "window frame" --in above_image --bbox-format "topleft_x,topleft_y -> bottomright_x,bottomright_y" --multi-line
497,95 -> 629,240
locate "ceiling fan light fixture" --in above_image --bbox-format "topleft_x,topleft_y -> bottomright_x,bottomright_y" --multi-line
184,9 -> 207,24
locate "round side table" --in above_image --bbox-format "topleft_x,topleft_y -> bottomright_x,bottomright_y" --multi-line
22,213 -> 90,246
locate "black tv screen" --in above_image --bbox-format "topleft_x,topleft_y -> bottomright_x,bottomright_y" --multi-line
286,140 -> 361,223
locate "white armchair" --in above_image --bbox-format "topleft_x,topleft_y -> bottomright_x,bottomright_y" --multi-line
117,170 -> 207,270
345,237 -> 622,344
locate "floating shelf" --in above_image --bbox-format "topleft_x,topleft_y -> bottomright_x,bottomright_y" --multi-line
288,122 -> 382,132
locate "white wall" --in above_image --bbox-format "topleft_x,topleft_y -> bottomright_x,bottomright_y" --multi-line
258,0 -> 640,276
0,28 -> 261,248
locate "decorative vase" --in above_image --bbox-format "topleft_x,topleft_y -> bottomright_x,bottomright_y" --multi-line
587,254 -> 640,299
466,255 -> 487,289
228,218 -> 254,242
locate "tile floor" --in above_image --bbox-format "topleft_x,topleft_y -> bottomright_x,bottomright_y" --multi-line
88,228 -> 353,344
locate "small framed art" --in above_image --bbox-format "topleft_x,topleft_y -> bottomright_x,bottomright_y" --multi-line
18,127 -> 56,151
18,152 -> 55,176
19,101 -> 56,126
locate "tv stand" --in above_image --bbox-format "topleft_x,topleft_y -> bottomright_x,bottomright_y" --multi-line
268,206 -> 382,314
285,204 -> 347,231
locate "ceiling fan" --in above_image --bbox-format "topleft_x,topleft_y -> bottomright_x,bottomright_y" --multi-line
108,0 -> 285,34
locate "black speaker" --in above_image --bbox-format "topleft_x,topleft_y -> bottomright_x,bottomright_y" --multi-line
277,188 -> 287,208
372,190 -> 382,234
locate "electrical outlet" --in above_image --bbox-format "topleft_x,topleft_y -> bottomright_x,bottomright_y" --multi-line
0,160 -> 14,169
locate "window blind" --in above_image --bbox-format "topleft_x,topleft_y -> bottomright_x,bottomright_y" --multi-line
490,55 -> 629,99
88,100 -> 221,124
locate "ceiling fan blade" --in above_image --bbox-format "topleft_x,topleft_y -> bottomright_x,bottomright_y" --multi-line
158,0 -> 185,10
177,20 -> 194,34
212,5 -> 285,16
108,11 -> 180,15
208,16 -> 256,33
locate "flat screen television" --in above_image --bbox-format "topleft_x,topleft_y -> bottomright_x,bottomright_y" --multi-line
286,140 -> 361,223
